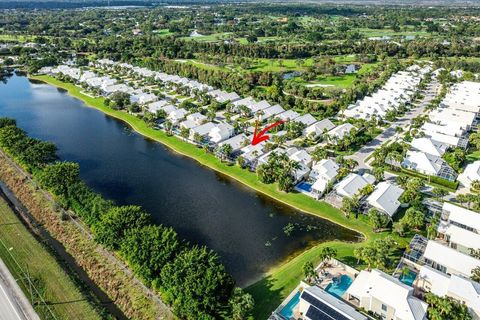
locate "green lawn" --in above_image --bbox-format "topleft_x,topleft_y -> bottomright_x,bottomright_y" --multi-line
467,150 -> 480,162
310,74 -> 357,88
180,32 -> 234,42
0,198 -> 102,320
0,34 -> 36,42
358,28 -> 429,38
31,75 -> 412,319
153,29 -> 174,37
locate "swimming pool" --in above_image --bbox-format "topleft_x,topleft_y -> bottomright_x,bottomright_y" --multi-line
279,291 -> 301,319
325,275 -> 353,299
400,270 -> 417,287
296,182 -> 312,193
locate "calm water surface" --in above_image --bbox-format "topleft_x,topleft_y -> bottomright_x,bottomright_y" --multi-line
0,75 -> 359,286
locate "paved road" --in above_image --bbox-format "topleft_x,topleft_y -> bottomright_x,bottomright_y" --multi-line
347,80 -> 440,169
0,258 -> 39,320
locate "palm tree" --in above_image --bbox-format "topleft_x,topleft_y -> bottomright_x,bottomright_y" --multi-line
319,247 -> 337,265
471,180 -> 480,194
386,151 -> 403,169
164,120 -> 173,135
217,144 -> 233,162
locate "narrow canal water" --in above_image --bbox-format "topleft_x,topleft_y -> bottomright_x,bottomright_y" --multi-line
0,74 -> 360,286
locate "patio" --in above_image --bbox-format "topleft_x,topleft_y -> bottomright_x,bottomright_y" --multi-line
315,259 -> 359,300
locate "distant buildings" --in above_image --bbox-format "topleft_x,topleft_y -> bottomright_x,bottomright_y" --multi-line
343,66 -> 431,121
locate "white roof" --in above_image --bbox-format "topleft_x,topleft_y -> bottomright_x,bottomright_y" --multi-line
410,138 -> 448,157
448,274 -> 480,316
430,108 -> 476,128
186,112 -> 207,124
328,123 -> 354,140
254,100 -> 271,111
305,119 -> 336,137
219,134 -> 247,152
179,119 -> 198,129
335,173 -> 375,198
168,108 -> 188,121
426,132 -> 460,147
423,240 -> 480,277
440,223 -> 480,251
421,122 -> 464,138
346,269 -> 427,320
458,161 -> 480,188
294,114 -> 317,126
262,105 -> 285,119
190,122 -> 216,136
443,202 -> 480,233
233,97 -> 256,108
419,265 -> 480,315
367,182 -> 404,217
209,123 -> 234,143
403,151 -> 444,175
311,179 -> 328,194
311,159 -> 339,182
147,100 -> 168,113
418,265 -> 450,296
289,149 -> 312,166
162,104 -> 177,114
278,110 -> 300,121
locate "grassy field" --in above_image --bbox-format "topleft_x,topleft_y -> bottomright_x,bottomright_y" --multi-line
0,197 -> 102,320
185,55 -> 363,74
358,27 -> 430,38
0,34 -> 36,42
31,75 -> 412,319
153,29 -> 174,37
308,74 -> 357,88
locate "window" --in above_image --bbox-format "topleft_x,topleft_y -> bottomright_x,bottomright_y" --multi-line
381,304 -> 388,312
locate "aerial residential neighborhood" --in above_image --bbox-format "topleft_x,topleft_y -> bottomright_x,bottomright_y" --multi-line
0,1 -> 480,320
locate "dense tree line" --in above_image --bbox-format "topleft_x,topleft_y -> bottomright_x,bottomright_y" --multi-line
0,118 -> 253,320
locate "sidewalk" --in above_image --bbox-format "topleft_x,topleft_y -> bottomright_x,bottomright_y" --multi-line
0,257 -> 39,320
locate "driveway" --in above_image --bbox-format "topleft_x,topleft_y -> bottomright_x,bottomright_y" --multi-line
347,80 -> 441,169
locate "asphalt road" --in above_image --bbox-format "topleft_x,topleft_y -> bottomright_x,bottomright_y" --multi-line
0,257 -> 39,320
347,80 -> 440,169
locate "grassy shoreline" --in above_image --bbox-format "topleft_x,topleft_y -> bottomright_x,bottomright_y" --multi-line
29,74 -> 398,319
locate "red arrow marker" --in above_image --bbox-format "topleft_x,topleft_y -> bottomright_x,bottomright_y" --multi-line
251,120 -> 285,146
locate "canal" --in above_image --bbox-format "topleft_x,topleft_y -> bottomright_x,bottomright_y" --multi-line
0,74 -> 360,286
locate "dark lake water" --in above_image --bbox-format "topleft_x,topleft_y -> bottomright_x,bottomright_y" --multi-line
0,74 -> 359,286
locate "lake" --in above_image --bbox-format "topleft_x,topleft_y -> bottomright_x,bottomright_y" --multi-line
0,74 -> 359,286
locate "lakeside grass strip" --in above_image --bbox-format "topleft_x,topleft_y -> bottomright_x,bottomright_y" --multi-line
30,75 -> 412,319
30,75 -> 372,238
0,197 -> 102,320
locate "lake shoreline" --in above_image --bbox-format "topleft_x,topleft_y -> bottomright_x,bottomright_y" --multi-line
29,74 -> 368,241
27,74 -> 382,318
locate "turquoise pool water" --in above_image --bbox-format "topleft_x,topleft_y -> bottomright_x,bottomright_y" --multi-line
400,270 -> 417,287
325,275 -> 353,299
279,291 -> 301,319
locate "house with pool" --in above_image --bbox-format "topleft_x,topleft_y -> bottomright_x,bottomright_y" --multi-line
392,203 -> 480,320
345,269 -> 428,320
272,259 -> 369,320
